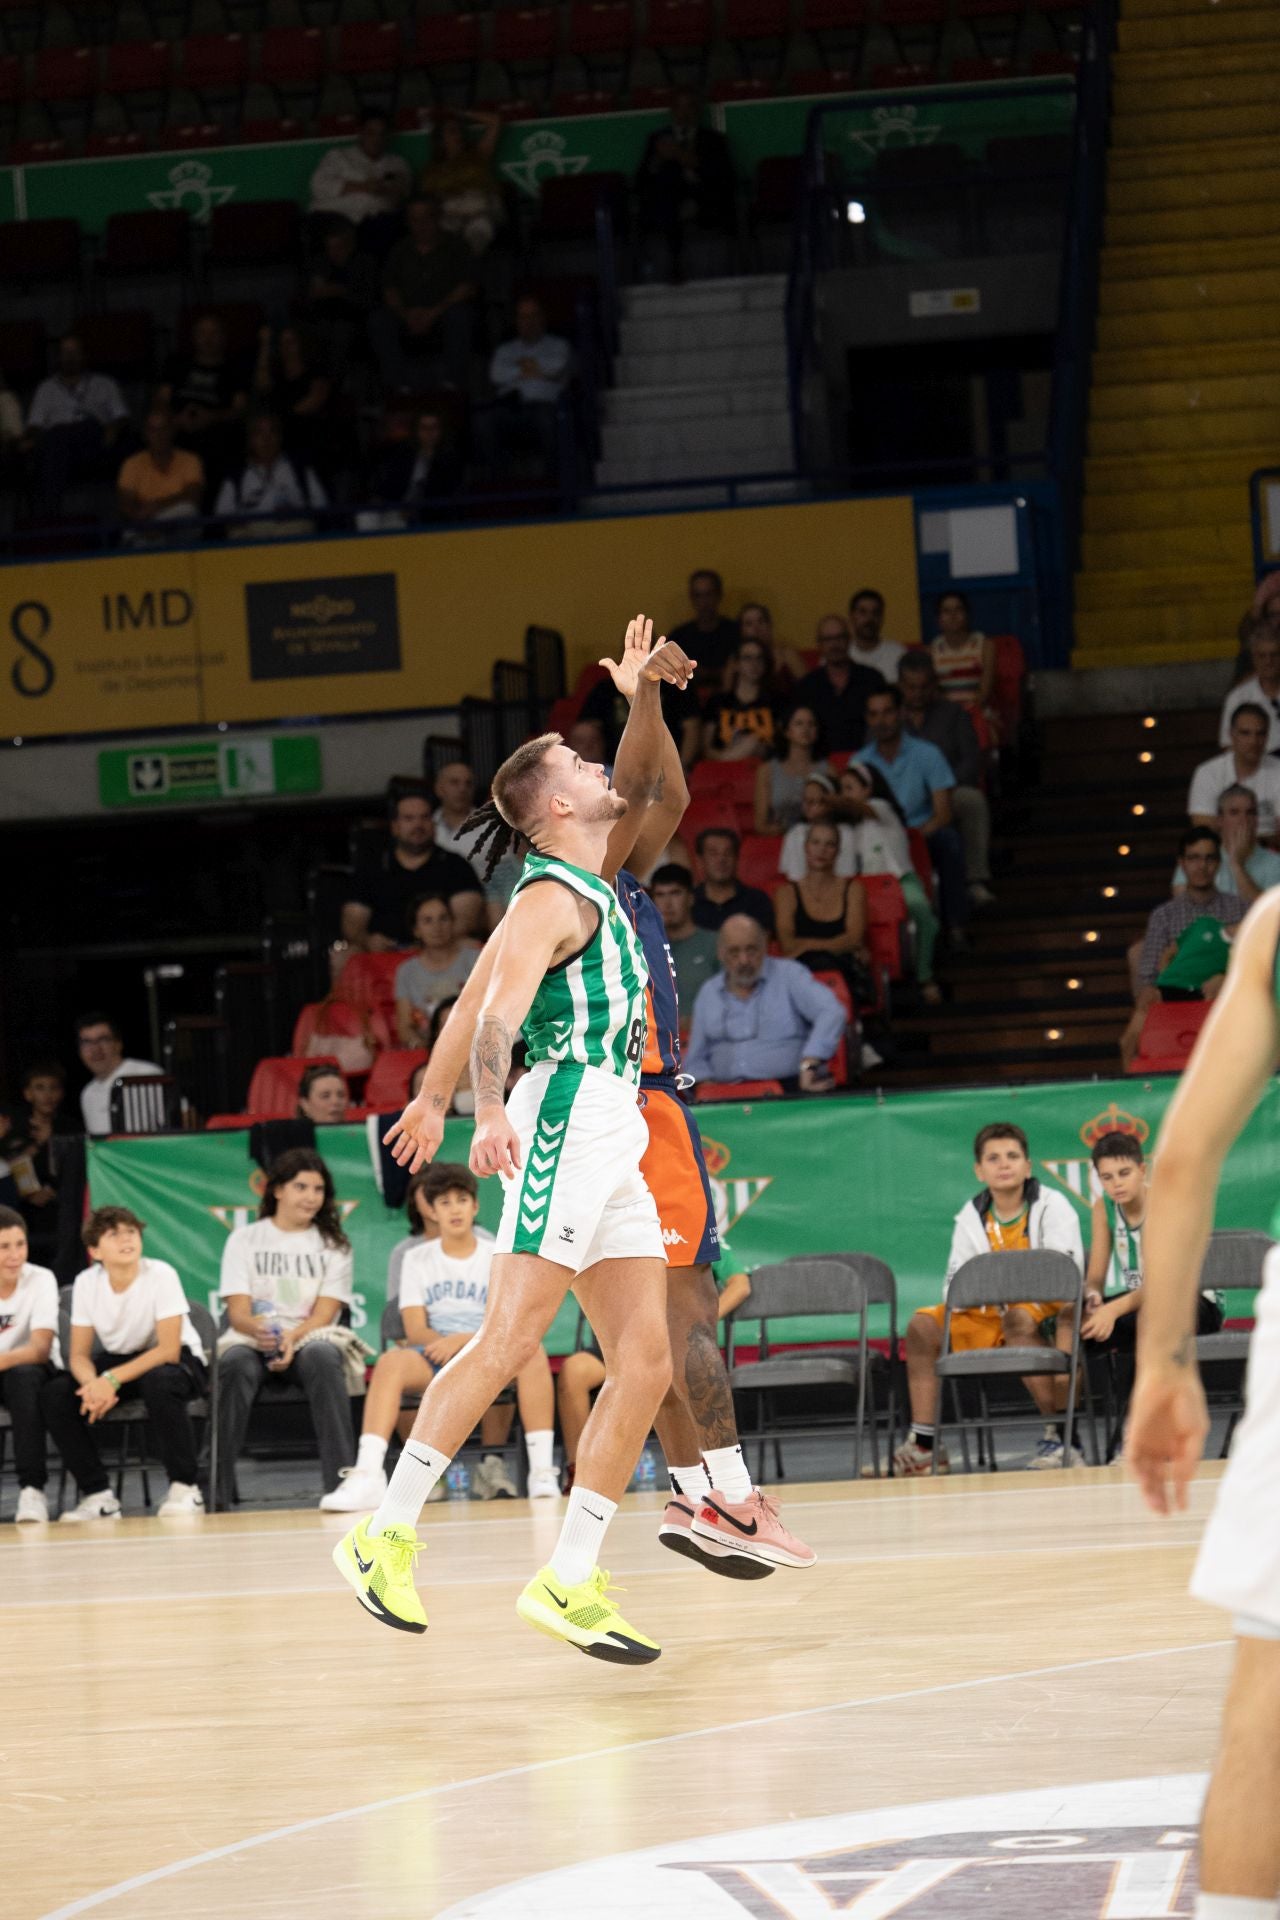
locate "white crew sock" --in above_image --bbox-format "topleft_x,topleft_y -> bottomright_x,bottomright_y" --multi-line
369,1439 -> 450,1537
1196,1897 -> 1280,1918
550,1485 -> 618,1588
525,1429 -> 554,1475
669,1462 -> 710,1500
356,1433 -> 388,1474
704,1444 -> 754,1504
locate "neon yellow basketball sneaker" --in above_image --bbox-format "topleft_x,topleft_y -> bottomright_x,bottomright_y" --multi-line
332,1516 -> 427,1634
516,1565 -> 660,1665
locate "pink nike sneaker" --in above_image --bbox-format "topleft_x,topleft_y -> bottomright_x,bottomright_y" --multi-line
691,1490 -> 817,1569
658,1496 -> 774,1580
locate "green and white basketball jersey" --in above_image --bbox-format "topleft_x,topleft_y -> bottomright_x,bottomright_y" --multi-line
1104,1193 -> 1143,1295
511,852 -> 649,1085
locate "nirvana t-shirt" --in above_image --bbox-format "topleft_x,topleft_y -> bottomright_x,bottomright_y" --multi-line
72,1257 -> 204,1361
0,1261 -> 61,1368
398,1238 -> 495,1336
219,1219 -> 354,1327
351,846 -> 482,943
703,692 -> 780,754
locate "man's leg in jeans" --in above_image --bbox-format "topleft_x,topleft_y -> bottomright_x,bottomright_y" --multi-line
213,1343 -> 267,1507
292,1341 -> 356,1494
927,824 -> 971,930
951,785 -> 992,885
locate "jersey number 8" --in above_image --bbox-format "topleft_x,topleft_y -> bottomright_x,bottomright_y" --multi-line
626,1017 -> 645,1064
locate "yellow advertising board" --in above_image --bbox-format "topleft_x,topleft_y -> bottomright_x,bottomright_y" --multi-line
0,495 -> 918,739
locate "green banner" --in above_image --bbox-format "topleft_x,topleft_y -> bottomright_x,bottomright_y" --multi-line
97,733 -> 321,808
13,84 -> 1073,236
87,1074 -> 1275,1356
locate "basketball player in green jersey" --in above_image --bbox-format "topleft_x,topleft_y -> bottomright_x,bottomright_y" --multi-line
1128,887 -> 1280,1920
335,643 -> 696,1666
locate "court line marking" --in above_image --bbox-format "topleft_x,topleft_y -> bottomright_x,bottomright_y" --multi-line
36,1637 -> 1231,1919
0,1529 -> 1211,1612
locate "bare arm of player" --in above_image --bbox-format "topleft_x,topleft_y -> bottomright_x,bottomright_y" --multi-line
383,923 -> 507,1170
1127,890 -> 1280,1515
601,615 -> 695,882
469,883 -> 587,1180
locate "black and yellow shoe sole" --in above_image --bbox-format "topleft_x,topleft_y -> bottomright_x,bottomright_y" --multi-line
515,1592 -> 661,1665
332,1538 -> 428,1635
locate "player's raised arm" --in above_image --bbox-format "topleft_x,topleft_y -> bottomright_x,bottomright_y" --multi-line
469,881 -> 586,1179
382,920 -> 508,1171
1127,890 -> 1280,1514
600,613 -> 695,882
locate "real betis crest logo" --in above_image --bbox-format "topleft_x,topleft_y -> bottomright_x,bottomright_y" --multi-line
147,159 -> 236,224
499,129 -> 590,200
699,1134 -> 771,1236
1041,1101 -> 1152,1211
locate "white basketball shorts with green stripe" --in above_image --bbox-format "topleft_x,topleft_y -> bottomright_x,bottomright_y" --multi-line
494,1060 -> 664,1273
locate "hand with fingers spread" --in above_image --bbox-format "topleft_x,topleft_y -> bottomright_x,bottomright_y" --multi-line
382,1088 -> 449,1174
1125,1362 -> 1210,1515
598,613 -> 695,703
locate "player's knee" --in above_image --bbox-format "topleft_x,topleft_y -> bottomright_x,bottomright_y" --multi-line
501,1317 -> 549,1376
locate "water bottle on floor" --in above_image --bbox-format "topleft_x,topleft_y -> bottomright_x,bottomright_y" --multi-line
446,1460 -> 471,1499
631,1445 -> 658,1492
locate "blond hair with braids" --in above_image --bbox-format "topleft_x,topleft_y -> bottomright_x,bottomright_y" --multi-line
460,731 -> 561,881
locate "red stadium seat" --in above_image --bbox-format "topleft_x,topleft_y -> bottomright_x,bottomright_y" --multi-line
259,26 -> 325,89
492,7 -> 558,64
33,45 -> 96,102
812,968 -> 854,1084
1127,1002 -> 1212,1077
697,1079 -> 785,1102
334,21 -> 403,77
949,56 -> 1014,80
736,833 -> 783,893
0,53 -> 18,104
166,122 -> 224,150
245,1054 -> 347,1120
550,88 -> 620,116
364,1048 -> 430,1111
860,873 -> 908,984
711,77 -> 772,102
683,795 -> 746,850
206,1113 -> 252,1130
568,1 -> 633,57
907,829 -> 934,895
688,759 -> 758,803
237,117 -> 307,144
724,0 -> 790,39
787,66 -> 856,93
104,39 -> 172,95
292,997 -> 394,1059
871,61 -> 942,87
800,0 -> 869,30
414,13 -> 480,65
990,631 -> 1026,742
85,131 -> 152,157
646,0 -> 714,45
337,949 -> 411,1029
181,33 -> 249,94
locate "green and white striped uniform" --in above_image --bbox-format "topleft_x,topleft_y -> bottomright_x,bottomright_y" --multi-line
497,852 -> 664,1269
510,852 -> 649,1084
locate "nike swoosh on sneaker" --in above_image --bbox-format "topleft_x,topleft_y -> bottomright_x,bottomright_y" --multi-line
543,1584 -> 569,1610
354,1544 -> 374,1575
700,1500 -> 758,1537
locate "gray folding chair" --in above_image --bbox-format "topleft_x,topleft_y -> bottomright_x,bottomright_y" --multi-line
933,1250 -> 1095,1473
1196,1229 -> 1272,1456
724,1255 -> 898,1482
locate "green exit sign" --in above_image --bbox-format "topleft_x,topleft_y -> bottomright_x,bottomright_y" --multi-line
98,734 -> 322,808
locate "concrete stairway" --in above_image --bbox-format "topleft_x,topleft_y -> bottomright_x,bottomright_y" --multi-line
593,275 -> 796,493
1073,0 -> 1280,670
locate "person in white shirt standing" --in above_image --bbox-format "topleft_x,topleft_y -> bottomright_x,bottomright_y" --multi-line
75,1011 -> 163,1139
216,1147 -> 356,1508
321,1162 -> 557,1511
24,333 -> 130,519
39,1206 -> 207,1521
308,110 -> 410,257
0,1206 -> 61,1523
847,587 -> 905,684
476,294 -> 570,479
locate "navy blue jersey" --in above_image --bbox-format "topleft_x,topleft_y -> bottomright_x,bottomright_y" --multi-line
616,868 -> 681,1081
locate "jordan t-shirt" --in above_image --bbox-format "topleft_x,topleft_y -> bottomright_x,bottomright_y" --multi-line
398,1239 -> 494,1336
71,1257 -> 205,1361
219,1219 -> 354,1327
0,1262 -> 61,1368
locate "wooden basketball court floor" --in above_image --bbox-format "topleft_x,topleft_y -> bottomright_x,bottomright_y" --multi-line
6,1465 -> 1236,1920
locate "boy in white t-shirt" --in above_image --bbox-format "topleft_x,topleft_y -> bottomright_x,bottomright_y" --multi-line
39,1205 -> 208,1522
321,1163 -> 557,1511
0,1205 -> 61,1524
216,1146 -> 358,1507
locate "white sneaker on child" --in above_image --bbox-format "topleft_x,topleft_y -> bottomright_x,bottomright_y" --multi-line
526,1466 -> 561,1500
157,1482 -> 205,1516
319,1465 -> 389,1512
59,1490 -> 122,1523
15,1487 -> 48,1523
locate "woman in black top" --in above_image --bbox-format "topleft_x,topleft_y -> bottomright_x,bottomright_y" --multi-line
774,820 -> 869,980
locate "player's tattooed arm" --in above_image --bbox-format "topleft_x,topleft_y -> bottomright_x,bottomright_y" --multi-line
471,1014 -> 514,1112
1170,1332 -> 1194,1368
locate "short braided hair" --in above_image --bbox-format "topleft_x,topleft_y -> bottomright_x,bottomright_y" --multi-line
462,732 -> 560,880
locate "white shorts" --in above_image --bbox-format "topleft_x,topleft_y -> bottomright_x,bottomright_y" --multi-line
1193,1245 -> 1280,1630
494,1061 -> 664,1276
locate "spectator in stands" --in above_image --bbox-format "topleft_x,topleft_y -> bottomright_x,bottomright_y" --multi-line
394,895 -> 480,1045
669,568 -> 740,683
754,703 -> 830,834
1174,784 -> 1280,907
431,760 -> 480,868
1189,704 -> 1280,841
24,333 -> 130,519
321,1162 -> 557,1511
308,109 -> 410,257
252,324 -> 336,485
686,915 -> 844,1093
650,862 -> 720,1019
1119,826 -> 1244,1068
41,1205 -> 207,1520
215,1148 -> 356,1508
297,1065 -> 349,1126
1254,569 -> 1280,638
859,685 -> 971,945
774,822 -> 869,983
893,1121 -> 1084,1476
637,88 -> 736,282
930,591 -> 997,727
794,614 -> 886,754
475,294 -> 570,479
116,405 -> 203,545
420,109 -> 505,257
248,1065 -> 349,1177
372,194 -> 476,396
75,1013 -> 162,1139
302,218 -> 381,379
159,313 -> 248,503
214,412 -> 327,541
837,762 -> 941,1002
568,716 -> 610,768
780,772 -> 857,879
1221,624 -> 1280,752
0,1205 -> 60,1525
691,826 -> 775,935
342,790 -> 485,948
738,601 -> 808,683
702,635 -> 784,761
848,587 -> 905,683
363,406 -> 464,529
3,1062 -> 70,1268
899,648 -> 995,907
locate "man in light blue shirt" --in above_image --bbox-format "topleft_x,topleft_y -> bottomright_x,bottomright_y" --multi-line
1173,784 -> 1280,906
685,914 -> 846,1092
477,293 -> 570,478
857,684 -> 971,939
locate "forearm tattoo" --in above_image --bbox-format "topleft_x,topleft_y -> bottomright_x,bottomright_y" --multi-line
685,1321 -> 740,1449
1171,1332 -> 1194,1368
471,1015 -> 513,1111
